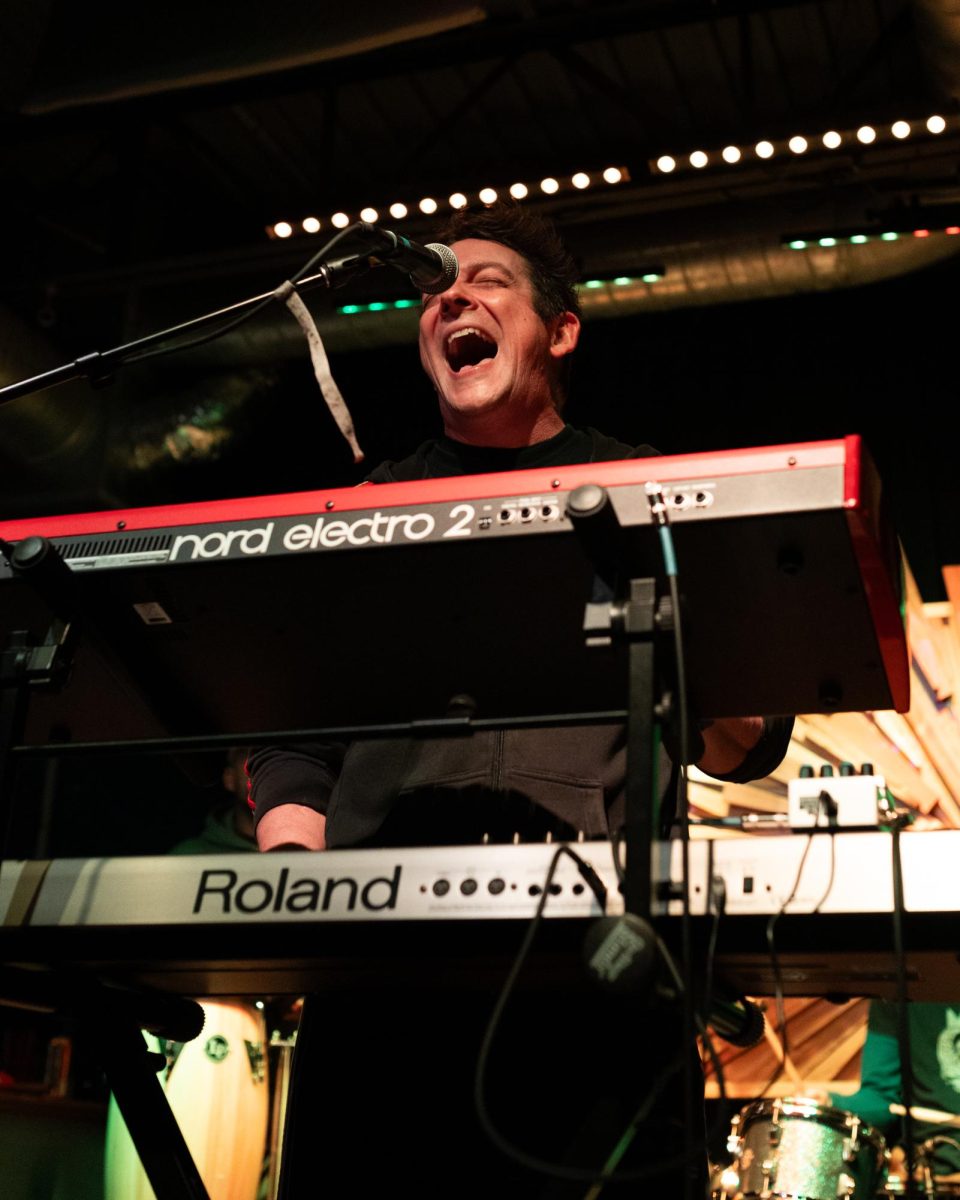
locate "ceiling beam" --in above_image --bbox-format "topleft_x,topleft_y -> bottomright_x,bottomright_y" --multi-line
3,0 -> 833,138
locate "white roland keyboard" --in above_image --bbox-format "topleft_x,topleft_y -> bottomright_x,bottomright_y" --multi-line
2,831 -> 958,999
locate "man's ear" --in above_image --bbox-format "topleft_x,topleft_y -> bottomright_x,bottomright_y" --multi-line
549,311 -> 580,359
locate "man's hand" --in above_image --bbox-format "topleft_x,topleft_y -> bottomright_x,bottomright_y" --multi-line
697,717 -> 764,777
256,804 -> 327,851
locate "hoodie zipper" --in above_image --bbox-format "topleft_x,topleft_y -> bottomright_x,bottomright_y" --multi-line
492,730 -> 505,792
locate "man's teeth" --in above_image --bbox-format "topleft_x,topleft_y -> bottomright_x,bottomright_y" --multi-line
447,327 -> 488,344
444,326 -> 498,371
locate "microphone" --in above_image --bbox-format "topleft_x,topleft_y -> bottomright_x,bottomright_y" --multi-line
706,995 -> 766,1048
356,222 -> 459,294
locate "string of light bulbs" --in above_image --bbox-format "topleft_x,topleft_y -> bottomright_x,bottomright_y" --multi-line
266,167 -> 630,241
650,113 -> 952,175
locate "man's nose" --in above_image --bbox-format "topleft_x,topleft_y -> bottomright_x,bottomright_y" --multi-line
438,283 -> 473,314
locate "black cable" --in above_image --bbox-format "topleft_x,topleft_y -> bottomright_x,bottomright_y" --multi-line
579,934 -> 723,1200
811,832 -> 837,915
578,1050 -> 688,1200
659,934 -> 729,1185
756,814 -> 841,1102
577,494 -> 702,1195
124,224 -> 362,367
123,294 -> 278,365
700,873 -> 735,1155
891,817 -> 920,1195
577,494 -> 714,1199
646,492 -> 698,1200
700,1023 -> 731,1169
700,871 -> 724,1034
473,845 -> 689,1185
668,576 -> 697,1200
610,824 -> 626,889
758,832 -> 817,1097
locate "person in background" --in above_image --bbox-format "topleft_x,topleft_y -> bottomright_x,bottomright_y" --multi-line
170,747 -> 255,855
829,1001 -> 960,1184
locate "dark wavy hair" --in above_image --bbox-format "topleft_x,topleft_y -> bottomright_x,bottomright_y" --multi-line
431,202 -> 581,322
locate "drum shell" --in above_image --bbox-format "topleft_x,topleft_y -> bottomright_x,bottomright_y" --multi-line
722,1097 -> 886,1200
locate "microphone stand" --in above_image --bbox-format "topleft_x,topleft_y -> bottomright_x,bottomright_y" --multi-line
0,228 -> 375,408
0,222 -> 382,1200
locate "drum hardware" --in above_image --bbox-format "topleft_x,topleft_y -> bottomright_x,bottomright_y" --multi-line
266,1029 -> 297,1200
244,1038 -> 266,1084
878,1175 -> 960,1197
877,1124 -> 960,1197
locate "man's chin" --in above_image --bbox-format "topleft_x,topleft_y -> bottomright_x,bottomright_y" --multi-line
438,380 -> 506,419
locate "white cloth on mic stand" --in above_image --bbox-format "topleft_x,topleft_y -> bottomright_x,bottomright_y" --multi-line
274,280 -> 364,463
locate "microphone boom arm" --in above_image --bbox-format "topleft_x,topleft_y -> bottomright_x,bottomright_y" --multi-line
0,222 -> 448,407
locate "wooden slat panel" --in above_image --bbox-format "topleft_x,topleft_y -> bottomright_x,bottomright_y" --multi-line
688,779 -> 730,817
798,1002 -> 869,1078
904,680 -> 960,827
784,999 -> 859,1051
920,601 -> 960,703
809,1023 -> 870,1084
907,561 -> 953,703
699,559 -> 960,1102
942,567 -> 960,696
801,712 -> 947,813
704,998 -> 869,1100
726,783 -> 788,814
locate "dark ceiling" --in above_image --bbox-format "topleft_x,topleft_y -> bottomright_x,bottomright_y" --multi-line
4,0 -> 956,289
1,0 -> 959,593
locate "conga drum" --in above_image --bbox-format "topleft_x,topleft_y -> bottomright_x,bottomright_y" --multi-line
104,999 -> 269,1200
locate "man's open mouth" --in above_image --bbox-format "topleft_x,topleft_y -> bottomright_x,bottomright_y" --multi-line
445,327 -> 498,373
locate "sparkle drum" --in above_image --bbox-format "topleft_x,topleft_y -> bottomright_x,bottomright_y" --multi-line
104,999 -> 269,1200
718,1097 -> 887,1199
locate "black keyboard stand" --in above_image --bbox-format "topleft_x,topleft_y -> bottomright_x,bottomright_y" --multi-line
0,537 -> 211,1200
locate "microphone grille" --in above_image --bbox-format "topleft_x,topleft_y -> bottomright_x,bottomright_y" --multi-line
420,243 -> 459,294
